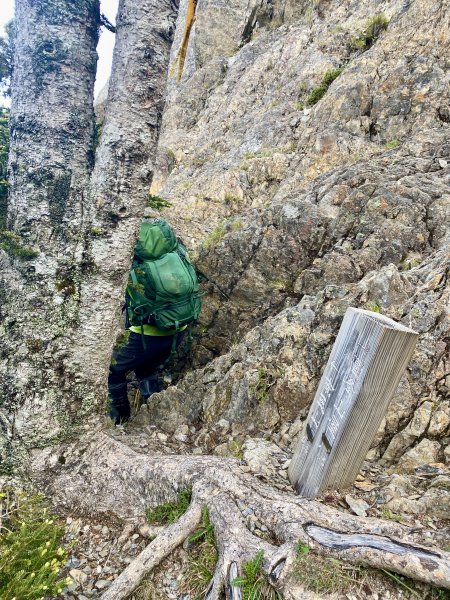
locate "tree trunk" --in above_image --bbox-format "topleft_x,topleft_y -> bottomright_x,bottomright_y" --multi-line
2,2 -> 449,599
0,0 -> 178,473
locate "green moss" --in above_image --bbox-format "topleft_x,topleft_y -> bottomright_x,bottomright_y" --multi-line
0,230 -> 38,260
146,487 -> 192,525
306,66 -> 345,106
113,330 -> 130,353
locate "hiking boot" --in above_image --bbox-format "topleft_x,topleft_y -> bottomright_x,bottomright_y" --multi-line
138,375 -> 160,404
109,399 -> 131,425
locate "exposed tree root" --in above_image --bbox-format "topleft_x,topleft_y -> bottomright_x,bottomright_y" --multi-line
101,498 -> 202,599
44,432 -> 450,598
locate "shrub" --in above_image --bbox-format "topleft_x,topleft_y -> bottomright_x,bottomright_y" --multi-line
306,66 -> 345,106
0,489 -> 69,600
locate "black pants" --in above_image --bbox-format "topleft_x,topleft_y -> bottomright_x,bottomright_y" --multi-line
108,331 -> 184,416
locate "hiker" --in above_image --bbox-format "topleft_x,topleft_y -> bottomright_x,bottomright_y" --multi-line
108,218 -> 202,425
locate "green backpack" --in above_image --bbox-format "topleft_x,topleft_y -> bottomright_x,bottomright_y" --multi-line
126,219 -> 202,341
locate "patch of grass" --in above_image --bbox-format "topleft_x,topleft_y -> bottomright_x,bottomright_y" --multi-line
0,489 -> 69,600
0,229 -> 38,260
294,543 -> 366,594
306,66 -> 344,106
146,487 -> 192,525
232,550 -> 282,599
249,367 -> 270,404
294,543 -> 450,598
147,194 -> 172,211
224,191 -> 242,205
349,14 -> 389,52
203,222 -> 227,250
385,139 -> 401,149
243,148 -> 276,160
163,147 -> 176,162
182,507 -> 218,599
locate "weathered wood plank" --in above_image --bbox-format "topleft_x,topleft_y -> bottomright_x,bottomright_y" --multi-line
289,308 -> 418,498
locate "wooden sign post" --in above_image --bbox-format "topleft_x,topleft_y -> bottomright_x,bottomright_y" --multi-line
288,308 -> 418,498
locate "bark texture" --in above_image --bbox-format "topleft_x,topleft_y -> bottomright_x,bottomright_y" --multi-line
0,0 -> 178,471
43,432 -> 450,598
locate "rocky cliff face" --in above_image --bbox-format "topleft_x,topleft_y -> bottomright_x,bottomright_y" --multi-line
142,0 -> 449,517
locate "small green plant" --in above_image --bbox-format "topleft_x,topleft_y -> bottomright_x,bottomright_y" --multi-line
379,505 -> 404,523
188,506 -> 215,545
147,194 -> 172,211
182,507 -> 218,599
0,489 -> 69,600
229,439 -> 244,460
349,14 -> 389,52
146,487 -> 192,524
232,550 -> 282,599
0,229 -> 38,260
224,191 -> 242,205
295,541 -> 310,555
366,301 -> 382,313
380,569 -> 421,597
294,101 -> 304,111
90,227 -> 103,236
203,222 -> 227,250
385,139 -> 401,149
306,66 -> 344,106
249,367 -> 270,404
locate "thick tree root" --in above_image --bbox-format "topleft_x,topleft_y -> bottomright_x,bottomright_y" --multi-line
100,497 -> 202,599
45,433 -> 450,598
